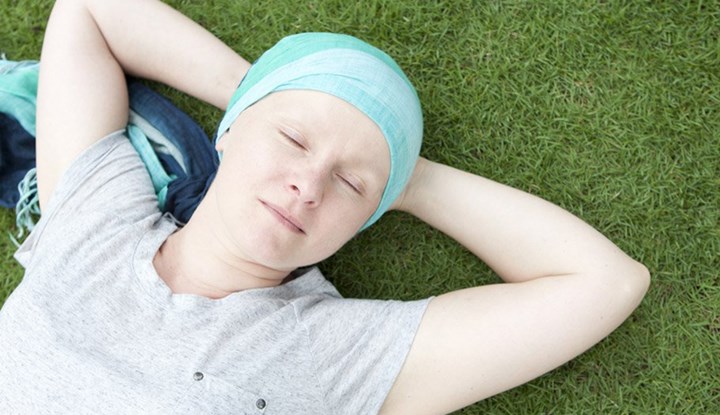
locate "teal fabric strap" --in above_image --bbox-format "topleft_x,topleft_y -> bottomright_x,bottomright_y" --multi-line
126,124 -> 176,209
0,59 -> 39,136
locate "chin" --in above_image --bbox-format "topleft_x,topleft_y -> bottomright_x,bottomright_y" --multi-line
232,214 -> 359,269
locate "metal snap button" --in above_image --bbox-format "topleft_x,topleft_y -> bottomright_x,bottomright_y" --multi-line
193,371 -> 204,381
256,398 -> 266,409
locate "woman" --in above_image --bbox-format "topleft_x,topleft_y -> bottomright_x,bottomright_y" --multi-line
0,0 -> 650,414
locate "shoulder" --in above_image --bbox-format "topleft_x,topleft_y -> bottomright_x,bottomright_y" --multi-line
286,270 -> 432,414
42,131 -> 157,220
15,132 -> 161,268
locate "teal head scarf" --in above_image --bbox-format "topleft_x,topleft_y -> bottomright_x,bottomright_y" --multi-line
216,33 -> 423,231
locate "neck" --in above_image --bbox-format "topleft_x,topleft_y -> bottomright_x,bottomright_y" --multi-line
153,200 -> 290,299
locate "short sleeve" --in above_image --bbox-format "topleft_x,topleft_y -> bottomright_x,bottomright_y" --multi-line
299,295 -> 433,414
15,130 -> 160,267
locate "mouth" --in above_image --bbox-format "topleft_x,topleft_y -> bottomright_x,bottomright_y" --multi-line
260,200 -> 306,235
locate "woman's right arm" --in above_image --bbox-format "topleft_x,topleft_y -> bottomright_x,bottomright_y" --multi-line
36,0 -> 249,210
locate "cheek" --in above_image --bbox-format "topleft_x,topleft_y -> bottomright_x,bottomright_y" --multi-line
225,138 -> 288,185
320,198 -> 375,237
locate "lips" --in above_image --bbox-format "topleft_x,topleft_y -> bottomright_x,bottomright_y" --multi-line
260,200 -> 305,234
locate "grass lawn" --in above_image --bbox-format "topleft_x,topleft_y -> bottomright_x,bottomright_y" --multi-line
2,0 -> 718,413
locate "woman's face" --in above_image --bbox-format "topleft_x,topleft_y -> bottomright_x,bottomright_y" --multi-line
210,89 -> 390,271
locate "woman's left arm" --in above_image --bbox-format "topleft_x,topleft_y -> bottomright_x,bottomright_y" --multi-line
380,157 -> 650,414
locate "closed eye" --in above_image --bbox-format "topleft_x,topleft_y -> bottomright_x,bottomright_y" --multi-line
338,174 -> 362,194
281,131 -> 305,149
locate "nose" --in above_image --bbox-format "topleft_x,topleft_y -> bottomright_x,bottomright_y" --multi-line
287,168 -> 325,207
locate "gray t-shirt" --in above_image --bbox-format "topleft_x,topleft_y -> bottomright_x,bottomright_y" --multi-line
0,132 -> 432,414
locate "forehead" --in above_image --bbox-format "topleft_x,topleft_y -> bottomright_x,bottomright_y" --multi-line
262,90 -> 381,133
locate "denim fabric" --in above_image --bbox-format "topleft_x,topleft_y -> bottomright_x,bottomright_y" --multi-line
126,79 -> 218,179
126,79 -> 219,223
0,113 -> 35,208
0,59 -> 38,209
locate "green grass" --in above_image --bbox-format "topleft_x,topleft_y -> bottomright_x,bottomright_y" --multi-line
2,0 -> 719,413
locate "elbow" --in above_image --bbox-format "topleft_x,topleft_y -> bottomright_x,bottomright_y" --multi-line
630,260 -> 651,299
614,259 -> 651,312
586,259 -> 651,330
